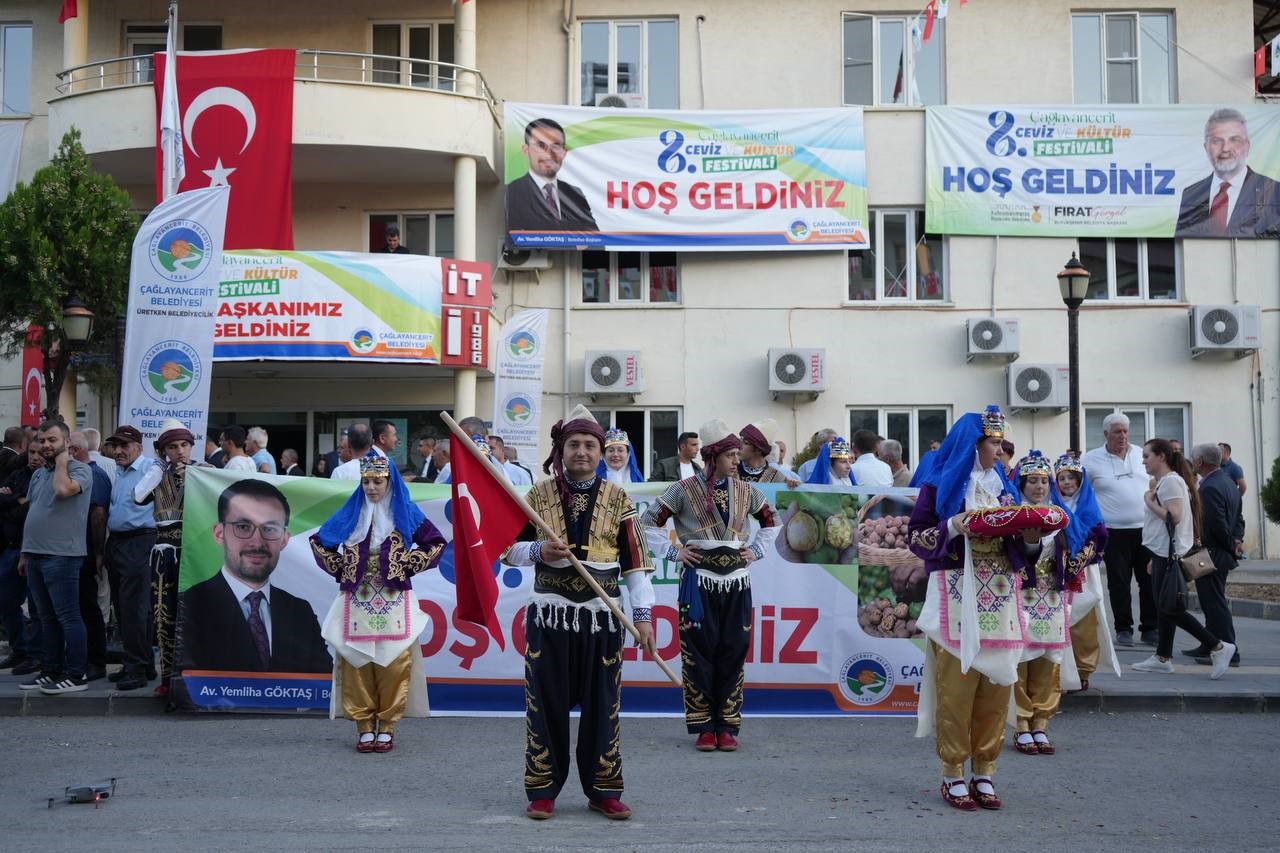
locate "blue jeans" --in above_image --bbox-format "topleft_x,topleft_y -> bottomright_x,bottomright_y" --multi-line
25,553 -> 87,678
0,548 -> 29,657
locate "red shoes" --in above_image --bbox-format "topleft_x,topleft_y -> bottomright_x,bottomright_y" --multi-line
373,734 -> 395,753
940,780 -> 978,811
695,732 -> 717,751
969,778 -> 1003,810
526,799 -> 555,820
1015,735 -> 1039,755
716,731 -> 739,751
695,731 -> 740,751
588,798 -> 632,820
356,734 -> 375,754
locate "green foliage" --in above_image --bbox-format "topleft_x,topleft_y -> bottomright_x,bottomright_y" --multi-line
0,128 -> 137,416
1262,456 -> 1280,527
791,432 -> 824,468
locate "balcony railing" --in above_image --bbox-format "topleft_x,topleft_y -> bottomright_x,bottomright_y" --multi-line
55,49 -> 500,124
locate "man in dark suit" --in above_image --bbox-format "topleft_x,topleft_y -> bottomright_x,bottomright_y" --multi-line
506,117 -> 599,234
0,427 -> 26,480
280,449 -> 304,476
649,432 -> 703,482
1187,443 -> 1242,667
177,478 -> 331,673
1175,108 -> 1280,238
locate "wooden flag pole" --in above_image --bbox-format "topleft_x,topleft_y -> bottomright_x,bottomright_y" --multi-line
442,413 -> 681,687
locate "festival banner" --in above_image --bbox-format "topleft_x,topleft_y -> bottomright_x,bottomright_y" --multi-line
118,185 -> 229,455
926,105 -> 1280,238
213,252 -> 491,363
504,103 -> 868,251
173,469 -> 925,717
490,309 -> 550,461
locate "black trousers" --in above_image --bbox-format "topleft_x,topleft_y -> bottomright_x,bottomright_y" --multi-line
1152,556 -> 1218,660
524,605 -> 624,803
680,578 -> 752,735
1103,527 -> 1156,634
105,530 -> 158,676
1194,564 -> 1236,648
151,544 -> 181,679
78,556 -> 106,668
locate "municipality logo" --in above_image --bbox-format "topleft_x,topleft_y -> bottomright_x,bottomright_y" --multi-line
789,219 -> 811,240
502,393 -> 535,426
140,341 -> 201,405
149,219 -> 212,282
838,652 -> 893,706
507,328 -> 538,359
351,328 -> 375,352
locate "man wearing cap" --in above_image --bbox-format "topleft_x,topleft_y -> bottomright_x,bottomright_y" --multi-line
503,405 -> 655,821
738,419 -> 795,485
377,223 -> 411,254
133,419 -> 211,696
105,425 -> 159,691
642,419 -> 780,753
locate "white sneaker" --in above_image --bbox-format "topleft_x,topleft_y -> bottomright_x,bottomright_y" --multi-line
1131,655 -> 1174,673
1209,643 -> 1237,680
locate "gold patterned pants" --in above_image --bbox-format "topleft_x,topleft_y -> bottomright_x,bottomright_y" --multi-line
1014,658 -> 1061,733
1071,608 -> 1100,680
931,641 -> 1012,778
339,648 -> 413,735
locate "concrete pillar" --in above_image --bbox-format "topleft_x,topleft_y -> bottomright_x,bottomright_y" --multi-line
62,0 -> 90,93
451,0 -> 479,420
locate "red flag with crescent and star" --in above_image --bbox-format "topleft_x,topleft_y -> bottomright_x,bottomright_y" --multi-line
20,325 -> 43,426
450,440 -> 529,651
153,49 -> 294,249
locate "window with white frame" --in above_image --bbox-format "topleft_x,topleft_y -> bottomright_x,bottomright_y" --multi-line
1084,405 -> 1187,452
1072,11 -> 1175,104
368,212 -> 454,257
848,407 -> 950,469
371,21 -> 455,90
587,407 -> 681,479
581,252 -> 679,304
842,13 -> 945,106
579,19 -> 679,108
1,23 -> 31,115
124,23 -> 221,83
847,210 -> 946,302
1076,237 -> 1179,301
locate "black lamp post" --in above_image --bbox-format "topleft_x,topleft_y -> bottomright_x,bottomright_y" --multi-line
1056,253 -> 1091,455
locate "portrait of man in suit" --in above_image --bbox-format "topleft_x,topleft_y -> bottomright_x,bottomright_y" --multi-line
1175,108 -> 1280,238
506,117 -> 600,234
177,479 -> 332,674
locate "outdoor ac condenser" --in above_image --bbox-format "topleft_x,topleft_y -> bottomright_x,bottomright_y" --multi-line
768,348 -> 826,397
584,350 -> 645,395
1007,363 -> 1070,413
1188,304 -> 1261,358
966,317 -> 1021,363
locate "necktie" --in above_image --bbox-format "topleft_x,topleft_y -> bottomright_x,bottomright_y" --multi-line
246,590 -> 270,668
1210,182 -> 1230,235
542,182 -> 560,220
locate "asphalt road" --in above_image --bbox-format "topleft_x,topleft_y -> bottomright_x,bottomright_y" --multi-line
1,712 -> 1274,852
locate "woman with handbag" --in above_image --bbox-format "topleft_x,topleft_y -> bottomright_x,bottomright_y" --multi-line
1131,439 -> 1235,680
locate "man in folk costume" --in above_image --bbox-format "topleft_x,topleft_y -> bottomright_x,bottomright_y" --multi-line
132,418 -> 211,697
738,419 -> 796,485
309,455 -> 445,754
503,405 -> 655,821
597,427 -> 644,486
1053,453 -> 1117,694
641,419 -> 780,752
804,435 -> 856,487
907,406 -> 1064,811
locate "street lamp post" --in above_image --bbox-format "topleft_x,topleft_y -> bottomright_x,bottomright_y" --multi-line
1056,253 -> 1091,455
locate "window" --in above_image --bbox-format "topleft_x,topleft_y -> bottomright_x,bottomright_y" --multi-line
847,210 -> 946,302
1084,405 -> 1187,452
580,19 -> 678,108
587,408 -> 680,479
1076,237 -> 1179,300
843,13 -> 944,106
1,23 -> 31,115
848,407 -> 950,469
371,21 -> 455,90
581,252 -> 679,304
368,212 -> 454,257
125,23 -> 222,83
1072,12 -> 1175,103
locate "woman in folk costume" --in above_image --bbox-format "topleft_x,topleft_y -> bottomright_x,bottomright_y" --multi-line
804,436 -> 856,487
1054,453 -> 1117,694
1008,450 -> 1080,757
309,454 -> 446,753
907,406 -> 1064,811
596,428 -> 644,486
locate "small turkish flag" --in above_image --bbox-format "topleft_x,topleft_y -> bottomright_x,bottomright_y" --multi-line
450,441 -> 529,650
153,49 -> 294,249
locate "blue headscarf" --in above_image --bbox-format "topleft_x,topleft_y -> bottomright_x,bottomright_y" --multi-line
804,441 -> 857,486
909,449 -> 939,487
596,440 -> 644,483
1051,460 -> 1104,559
925,410 -> 1013,520
315,451 -> 426,548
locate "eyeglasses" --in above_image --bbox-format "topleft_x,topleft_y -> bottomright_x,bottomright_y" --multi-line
529,140 -> 566,155
225,520 -> 286,541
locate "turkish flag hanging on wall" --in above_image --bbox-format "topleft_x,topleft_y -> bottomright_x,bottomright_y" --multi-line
153,49 -> 294,249
20,325 -> 44,427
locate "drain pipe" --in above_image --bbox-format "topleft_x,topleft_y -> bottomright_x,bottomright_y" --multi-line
562,0 -> 576,420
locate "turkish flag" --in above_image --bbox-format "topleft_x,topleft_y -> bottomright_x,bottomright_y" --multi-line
153,49 -> 294,249
20,325 -> 44,427
450,440 -> 530,650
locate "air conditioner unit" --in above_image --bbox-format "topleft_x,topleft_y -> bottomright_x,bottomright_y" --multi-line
585,350 -> 645,396
768,348 -> 826,398
1189,304 -> 1261,359
1007,363 -> 1070,413
966,317 -> 1021,363
595,91 -> 645,109
497,245 -> 552,271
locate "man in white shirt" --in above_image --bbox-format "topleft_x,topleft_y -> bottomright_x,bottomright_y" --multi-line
849,429 -> 893,487
83,428 -> 117,485
432,439 -> 452,485
331,424 -> 376,481
487,435 -> 533,485
219,426 -> 257,474
1081,412 -> 1156,647
372,419 -> 398,459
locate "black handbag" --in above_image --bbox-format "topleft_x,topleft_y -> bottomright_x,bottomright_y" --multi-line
1156,511 -> 1188,614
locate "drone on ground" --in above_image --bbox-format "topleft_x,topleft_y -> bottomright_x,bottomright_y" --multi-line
48,778 -> 117,808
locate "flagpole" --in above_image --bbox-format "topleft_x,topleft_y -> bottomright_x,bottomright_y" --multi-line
442,412 -> 681,687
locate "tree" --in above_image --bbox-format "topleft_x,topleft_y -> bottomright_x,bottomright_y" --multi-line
0,128 -> 137,420
1262,456 -> 1280,527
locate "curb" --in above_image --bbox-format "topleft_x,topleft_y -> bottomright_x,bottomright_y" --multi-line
1061,690 -> 1275,713
1187,592 -> 1280,621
